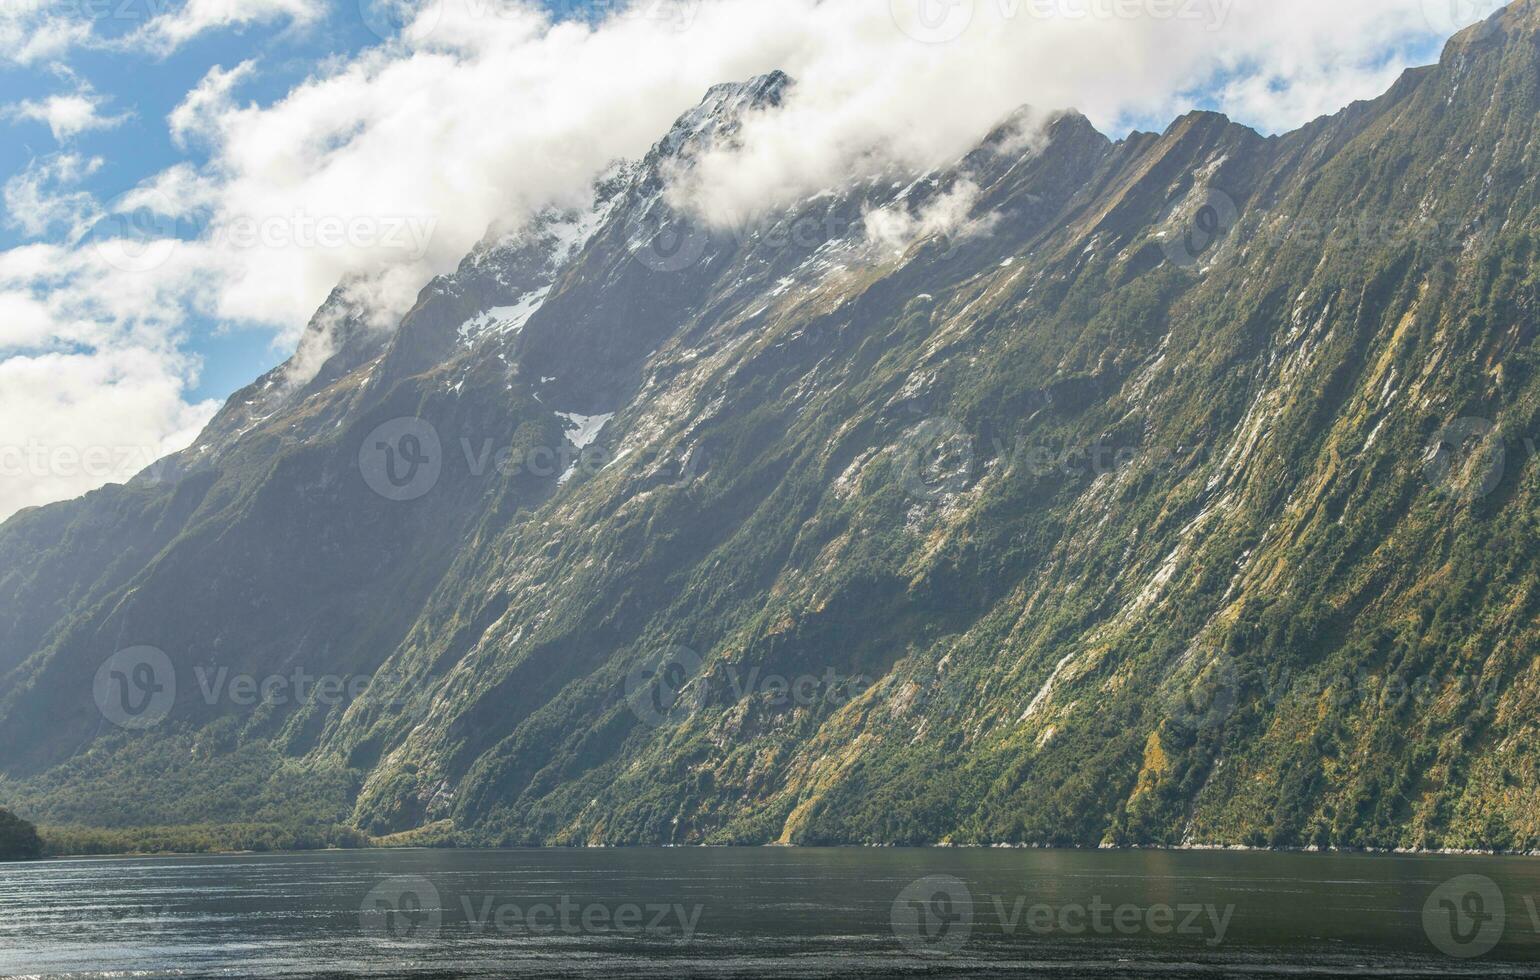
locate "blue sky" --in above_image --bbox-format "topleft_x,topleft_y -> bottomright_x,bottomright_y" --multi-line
0,0 -> 680,403
0,0 -> 1499,519
0,7 -> 417,400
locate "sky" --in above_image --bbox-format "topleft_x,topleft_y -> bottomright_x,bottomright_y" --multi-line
0,0 -> 1509,520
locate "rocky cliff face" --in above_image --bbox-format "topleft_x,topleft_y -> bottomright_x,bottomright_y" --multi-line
2,4 -> 1539,850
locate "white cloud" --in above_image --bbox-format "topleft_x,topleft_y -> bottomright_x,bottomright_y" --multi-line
0,224 -> 219,355
0,289 -> 58,349
141,0 -> 1480,340
170,61 -> 256,147
0,346 -> 217,520
662,0 -> 1477,225
4,82 -> 128,141
2,153 -> 104,239
863,179 -> 999,257
0,235 -> 224,520
120,162 -> 222,216
129,0 -> 326,55
151,2 -> 792,337
0,0 -> 1499,520
0,0 -> 325,64
0,7 -> 91,66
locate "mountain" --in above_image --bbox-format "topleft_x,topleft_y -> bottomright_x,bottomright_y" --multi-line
2,5 -> 1539,852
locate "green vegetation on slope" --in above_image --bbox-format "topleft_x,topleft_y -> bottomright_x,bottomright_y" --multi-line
0,807 -> 42,861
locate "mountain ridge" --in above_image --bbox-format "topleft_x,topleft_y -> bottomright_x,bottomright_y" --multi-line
2,4 -> 1539,852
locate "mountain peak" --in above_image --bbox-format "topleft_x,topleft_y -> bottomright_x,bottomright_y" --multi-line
655,70 -> 793,159
1161,108 -> 1258,142
1445,0 -> 1540,55
700,69 -> 792,107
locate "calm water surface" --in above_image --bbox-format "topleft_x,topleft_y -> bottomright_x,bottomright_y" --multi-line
1,848 -> 1537,978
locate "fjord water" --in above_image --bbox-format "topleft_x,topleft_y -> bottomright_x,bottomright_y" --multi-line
1,849 -> 1536,978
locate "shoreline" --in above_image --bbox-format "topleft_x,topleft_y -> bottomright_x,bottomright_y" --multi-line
31,840 -> 1540,860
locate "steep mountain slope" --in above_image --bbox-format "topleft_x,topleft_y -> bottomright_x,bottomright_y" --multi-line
3,5 -> 1539,851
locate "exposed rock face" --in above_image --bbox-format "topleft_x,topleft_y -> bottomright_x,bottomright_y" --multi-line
2,5 -> 1539,850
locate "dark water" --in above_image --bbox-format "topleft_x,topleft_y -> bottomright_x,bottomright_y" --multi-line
1,848 -> 1537,978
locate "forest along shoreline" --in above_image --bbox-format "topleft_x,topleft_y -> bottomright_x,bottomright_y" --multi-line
12,821 -> 1540,861
0,807 -> 42,861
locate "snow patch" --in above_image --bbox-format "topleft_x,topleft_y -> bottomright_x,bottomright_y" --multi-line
458,286 -> 551,344
557,411 -> 615,450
